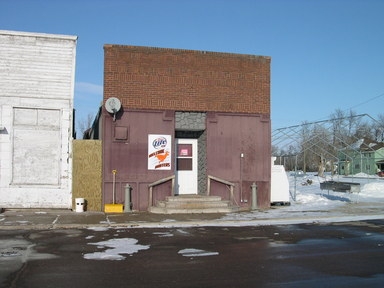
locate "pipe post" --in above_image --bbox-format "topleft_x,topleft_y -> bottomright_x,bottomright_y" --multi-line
124,184 -> 132,213
251,182 -> 257,210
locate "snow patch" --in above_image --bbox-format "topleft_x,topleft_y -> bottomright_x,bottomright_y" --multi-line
84,238 -> 150,260
153,232 -> 173,237
178,248 -> 219,257
16,221 -> 30,225
162,219 -> 177,222
176,229 -> 190,234
87,226 -> 109,231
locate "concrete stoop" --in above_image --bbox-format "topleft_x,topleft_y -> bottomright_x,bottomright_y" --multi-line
148,194 -> 239,214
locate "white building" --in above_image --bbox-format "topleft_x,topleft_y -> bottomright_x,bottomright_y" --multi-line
0,30 -> 77,208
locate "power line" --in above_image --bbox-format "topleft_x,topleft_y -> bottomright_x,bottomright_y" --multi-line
347,91 -> 384,111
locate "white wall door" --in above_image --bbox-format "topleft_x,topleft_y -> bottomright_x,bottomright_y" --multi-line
176,139 -> 198,195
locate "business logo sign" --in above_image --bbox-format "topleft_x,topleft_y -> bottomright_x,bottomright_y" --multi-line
152,136 -> 167,149
148,134 -> 171,170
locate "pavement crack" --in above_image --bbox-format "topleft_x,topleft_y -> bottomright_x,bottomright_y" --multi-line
52,215 -> 60,225
7,258 -> 28,288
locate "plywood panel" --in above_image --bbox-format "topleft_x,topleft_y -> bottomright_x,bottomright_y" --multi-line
72,140 -> 102,211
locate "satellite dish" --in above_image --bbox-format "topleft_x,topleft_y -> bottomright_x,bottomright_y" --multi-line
105,97 -> 121,114
105,97 -> 121,121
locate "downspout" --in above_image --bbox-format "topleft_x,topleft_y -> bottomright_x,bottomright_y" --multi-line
240,153 -> 244,202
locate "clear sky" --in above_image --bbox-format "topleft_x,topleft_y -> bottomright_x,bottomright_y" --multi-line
1,0 -> 383,132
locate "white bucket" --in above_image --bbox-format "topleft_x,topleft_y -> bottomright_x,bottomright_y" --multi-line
75,198 -> 85,212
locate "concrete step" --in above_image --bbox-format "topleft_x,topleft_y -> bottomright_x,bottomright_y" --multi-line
158,200 -> 231,209
148,206 -> 238,214
149,194 -> 239,214
165,195 -> 222,202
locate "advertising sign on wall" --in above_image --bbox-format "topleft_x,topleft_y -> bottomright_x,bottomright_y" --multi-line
148,134 -> 171,170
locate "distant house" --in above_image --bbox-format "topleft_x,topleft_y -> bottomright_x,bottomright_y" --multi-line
338,138 -> 384,176
0,30 -> 77,208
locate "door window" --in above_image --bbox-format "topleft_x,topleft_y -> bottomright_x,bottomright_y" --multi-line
177,144 -> 192,171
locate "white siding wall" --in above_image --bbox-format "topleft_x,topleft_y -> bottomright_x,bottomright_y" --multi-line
0,30 -> 77,208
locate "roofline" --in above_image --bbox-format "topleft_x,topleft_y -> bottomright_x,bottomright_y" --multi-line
103,44 -> 271,60
0,30 -> 78,41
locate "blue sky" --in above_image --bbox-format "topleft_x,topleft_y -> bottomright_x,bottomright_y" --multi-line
1,0 -> 384,132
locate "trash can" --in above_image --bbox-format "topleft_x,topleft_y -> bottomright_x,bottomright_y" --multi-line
75,198 -> 85,212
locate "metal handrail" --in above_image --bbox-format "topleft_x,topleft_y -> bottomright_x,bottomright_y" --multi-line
207,175 -> 235,204
148,175 -> 175,207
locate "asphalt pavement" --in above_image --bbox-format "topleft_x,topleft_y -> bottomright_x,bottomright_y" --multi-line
1,201 -> 384,230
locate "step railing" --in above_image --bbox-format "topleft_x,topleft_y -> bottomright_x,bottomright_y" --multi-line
207,175 -> 235,204
148,175 -> 175,208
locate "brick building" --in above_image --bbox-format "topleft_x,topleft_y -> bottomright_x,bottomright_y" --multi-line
100,45 -> 271,212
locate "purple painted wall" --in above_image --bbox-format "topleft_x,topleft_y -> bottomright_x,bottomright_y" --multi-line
102,109 -> 175,210
207,113 -> 271,208
102,108 -> 271,210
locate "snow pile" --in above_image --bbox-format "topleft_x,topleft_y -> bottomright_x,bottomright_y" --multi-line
354,172 -> 379,178
293,172 -> 384,204
295,192 -> 340,207
360,181 -> 384,199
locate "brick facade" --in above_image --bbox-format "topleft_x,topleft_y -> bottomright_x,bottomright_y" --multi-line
104,45 -> 270,115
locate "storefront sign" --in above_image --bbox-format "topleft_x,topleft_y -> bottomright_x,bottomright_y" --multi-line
148,134 -> 171,170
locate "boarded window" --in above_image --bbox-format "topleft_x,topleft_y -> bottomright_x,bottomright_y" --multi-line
12,108 -> 61,185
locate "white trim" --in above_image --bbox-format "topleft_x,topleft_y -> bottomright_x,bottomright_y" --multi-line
0,29 -> 78,41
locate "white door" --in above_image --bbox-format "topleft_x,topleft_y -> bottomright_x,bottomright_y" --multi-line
176,139 -> 198,195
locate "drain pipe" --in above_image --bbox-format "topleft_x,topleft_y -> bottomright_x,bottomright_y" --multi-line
124,184 -> 132,213
240,153 -> 244,202
112,170 -> 117,204
251,182 -> 257,210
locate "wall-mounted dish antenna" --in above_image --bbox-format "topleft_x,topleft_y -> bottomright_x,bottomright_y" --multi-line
105,97 -> 121,121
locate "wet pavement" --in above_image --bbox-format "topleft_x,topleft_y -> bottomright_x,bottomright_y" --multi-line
1,204 -> 384,288
1,219 -> 384,287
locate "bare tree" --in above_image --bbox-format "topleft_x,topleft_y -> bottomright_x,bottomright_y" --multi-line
299,121 -> 311,173
346,110 -> 359,139
330,108 -> 346,148
372,114 -> 384,142
354,121 -> 372,140
77,113 -> 94,138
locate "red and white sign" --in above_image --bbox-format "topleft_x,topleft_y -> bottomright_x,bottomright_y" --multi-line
148,134 -> 171,170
